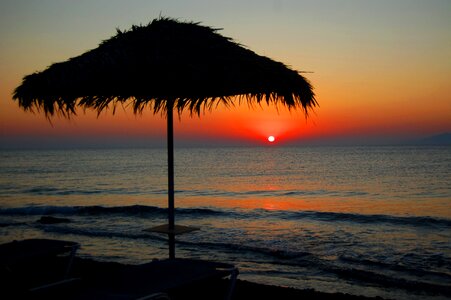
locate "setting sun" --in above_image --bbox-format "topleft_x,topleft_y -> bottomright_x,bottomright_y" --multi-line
268,136 -> 275,142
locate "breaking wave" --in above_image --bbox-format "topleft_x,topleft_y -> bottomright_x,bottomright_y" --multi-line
1,205 -> 450,229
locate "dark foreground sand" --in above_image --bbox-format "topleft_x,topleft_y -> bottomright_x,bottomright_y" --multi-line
72,258 -> 387,300
5,256 -> 388,300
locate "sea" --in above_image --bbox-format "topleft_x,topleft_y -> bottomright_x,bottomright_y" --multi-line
0,146 -> 450,300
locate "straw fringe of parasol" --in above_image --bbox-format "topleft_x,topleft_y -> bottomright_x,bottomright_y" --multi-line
13,17 -> 316,118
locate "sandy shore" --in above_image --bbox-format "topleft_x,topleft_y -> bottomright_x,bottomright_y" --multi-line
66,257 -> 387,300
3,253 -> 389,299
1,239 -> 390,299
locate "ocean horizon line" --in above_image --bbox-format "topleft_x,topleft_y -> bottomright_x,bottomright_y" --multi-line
1,135 -> 450,151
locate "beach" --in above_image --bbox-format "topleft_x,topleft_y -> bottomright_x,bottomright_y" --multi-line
1,146 -> 450,299
4,254 -> 388,300
69,257 -> 388,300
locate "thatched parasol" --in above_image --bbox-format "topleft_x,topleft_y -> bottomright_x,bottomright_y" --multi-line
13,17 -> 317,259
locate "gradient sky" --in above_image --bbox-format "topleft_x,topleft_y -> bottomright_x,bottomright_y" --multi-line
1,0 -> 450,148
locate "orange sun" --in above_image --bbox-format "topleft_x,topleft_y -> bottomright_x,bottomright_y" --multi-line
268,136 -> 275,142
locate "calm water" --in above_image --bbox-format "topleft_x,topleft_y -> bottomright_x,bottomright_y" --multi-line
0,146 -> 450,299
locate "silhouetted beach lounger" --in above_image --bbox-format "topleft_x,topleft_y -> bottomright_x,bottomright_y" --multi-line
0,238 -> 80,298
74,258 -> 238,300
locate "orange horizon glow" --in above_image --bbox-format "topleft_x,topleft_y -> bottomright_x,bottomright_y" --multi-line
1,1 -> 450,147
2,97 -> 450,146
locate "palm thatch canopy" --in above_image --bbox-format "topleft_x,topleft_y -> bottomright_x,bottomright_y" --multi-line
13,17 -> 316,117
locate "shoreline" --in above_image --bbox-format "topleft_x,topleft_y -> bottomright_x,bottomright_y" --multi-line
3,238 -> 449,299
70,257 -> 388,300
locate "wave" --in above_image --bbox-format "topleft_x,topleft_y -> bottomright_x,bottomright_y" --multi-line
0,221 -> 27,227
176,239 -> 451,296
0,205 -> 225,218
18,185 -> 373,198
278,210 -> 451,228
1,204 -> 449,229
329,265 -> 451,296
0,206 -> 80,215
15,184 -> 450,202
22,186 -> 144,196
37,224 -> 165,241
339,255 -> 451,280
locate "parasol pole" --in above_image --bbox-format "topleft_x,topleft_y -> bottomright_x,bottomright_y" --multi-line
145,98 -> 197,259
167,99 -> 175,259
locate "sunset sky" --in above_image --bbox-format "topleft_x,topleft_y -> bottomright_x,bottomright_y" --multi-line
1,0 -> 450,148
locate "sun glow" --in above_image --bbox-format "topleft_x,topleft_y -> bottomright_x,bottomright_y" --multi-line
268,136 -> 275,142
